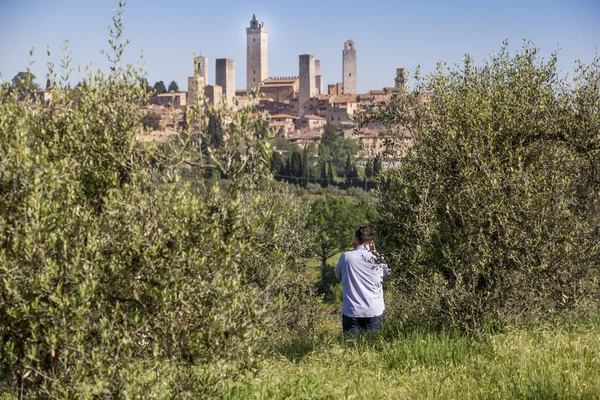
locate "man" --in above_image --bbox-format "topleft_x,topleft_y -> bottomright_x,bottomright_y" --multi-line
334,226 -> 390,337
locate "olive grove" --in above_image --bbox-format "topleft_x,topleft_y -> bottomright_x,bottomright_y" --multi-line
0,5 -> 321,398
368,42 -> 600,332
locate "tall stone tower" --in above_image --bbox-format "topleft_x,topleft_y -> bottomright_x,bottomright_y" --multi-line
299,54 -> 316,117
216,58 -> 235,104
246,14 -> 268,92
187,56 -> 208,105
315,60 -> 322,95
342,40 -> 357,94
395,68 -> 407,88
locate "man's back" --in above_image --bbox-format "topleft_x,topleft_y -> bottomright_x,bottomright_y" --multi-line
334,245 -> 389,318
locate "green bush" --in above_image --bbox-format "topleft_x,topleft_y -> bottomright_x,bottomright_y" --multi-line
141,112 -> 161,131
239,182 -> 325,340
0,5 -> 320,397
369,42 -> 600,333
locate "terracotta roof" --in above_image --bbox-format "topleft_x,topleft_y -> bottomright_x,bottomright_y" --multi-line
157,91 -> 186,97
271,113 -> 298,119
369,90 -> 385,95
302,114 -> 326,120
289,132 -> 322,140
330,94 -> 358,104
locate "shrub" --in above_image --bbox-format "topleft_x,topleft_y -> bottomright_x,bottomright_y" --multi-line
305,182 -> 323,195
141,111 -> 161,131
368,42 -> 600,333
0,5 -> 320,397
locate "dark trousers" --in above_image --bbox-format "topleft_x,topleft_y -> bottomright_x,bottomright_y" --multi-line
342,314 -> 383,338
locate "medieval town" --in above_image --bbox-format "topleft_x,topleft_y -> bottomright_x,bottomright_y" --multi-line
137,14 -> 411,155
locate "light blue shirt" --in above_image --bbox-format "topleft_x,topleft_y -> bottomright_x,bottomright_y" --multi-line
334,245 -> 390,318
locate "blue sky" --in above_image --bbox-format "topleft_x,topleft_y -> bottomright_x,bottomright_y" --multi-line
1,0 -> 599,93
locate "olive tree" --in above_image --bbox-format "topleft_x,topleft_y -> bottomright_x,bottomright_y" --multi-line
0,4 -> 320,398
366,42 -> 600,333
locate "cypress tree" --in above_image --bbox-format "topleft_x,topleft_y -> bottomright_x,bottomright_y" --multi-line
373,155 -> 383,176
302,147 -> 309,187
290,151 -> 303,184
344,154 -> 353,180
270,151 -> 284,178
327,156 -> 334,185
365,158 -> 373,178
320,161 -> 327,187
284,158 -> 291,183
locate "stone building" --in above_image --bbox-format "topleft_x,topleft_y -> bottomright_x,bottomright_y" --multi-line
328,82 -> 344,96
205,85 -> 222,106
395,68 -> 407,89
288,131 -> 322,149
153,91 -> 187,108
247,14 -> 268,91
259,98 -> 296,116
296,114 -> 326,132
187,56 -> 208,106
269,113 -> 297,137
299,54 -> 316,117
258,77 -> 299,102
342,40 -> 357,94
34,89 -> 53,103
328,94 -> 359,124
215,58 -> 235,104
315,60 -> 322,95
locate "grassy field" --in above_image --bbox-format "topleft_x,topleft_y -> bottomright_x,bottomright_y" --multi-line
218,321 -> 600,399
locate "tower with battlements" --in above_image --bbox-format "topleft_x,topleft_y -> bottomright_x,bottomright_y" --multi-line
342,39 -> 357,94
246,14 -> 268,92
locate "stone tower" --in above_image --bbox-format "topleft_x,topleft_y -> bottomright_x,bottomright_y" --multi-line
315,60 -> 322,95
299,54 -> 316,117
342,40 -> 357,94
187,56 -> 208,105
246,14 -> 268,92
216,58 -> 235,104
395,68 -> 407,88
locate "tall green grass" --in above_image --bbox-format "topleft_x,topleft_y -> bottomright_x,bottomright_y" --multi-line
217,322 -> 600,399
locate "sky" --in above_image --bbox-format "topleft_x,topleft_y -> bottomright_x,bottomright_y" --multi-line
1,0 -> 599,93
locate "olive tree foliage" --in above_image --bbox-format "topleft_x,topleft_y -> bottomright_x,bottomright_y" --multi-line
0,4 -> 320,398
366,42 -> 600,333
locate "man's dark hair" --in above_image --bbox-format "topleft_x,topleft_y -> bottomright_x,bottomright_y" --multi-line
355,226 -> 373,244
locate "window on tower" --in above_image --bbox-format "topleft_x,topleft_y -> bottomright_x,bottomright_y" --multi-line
253,38 -> 256,42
